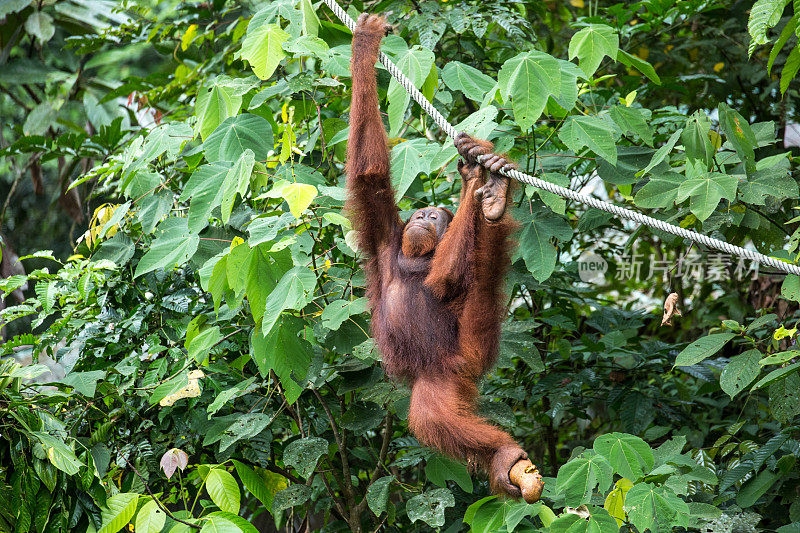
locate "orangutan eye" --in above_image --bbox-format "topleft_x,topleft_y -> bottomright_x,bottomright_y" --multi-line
430,213 -> 437,219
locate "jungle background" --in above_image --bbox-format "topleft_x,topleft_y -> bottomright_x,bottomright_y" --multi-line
2,0 -> 800,531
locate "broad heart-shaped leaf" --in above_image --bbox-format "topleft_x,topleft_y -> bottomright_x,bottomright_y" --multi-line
463,498 -> 542,533
134,499 -> 166,533
137,190 -> 172,234
245,244 -> 293,326
558,115 -> 618,165
134,218 -> 199,278
593,433 -> 654,481
250,316 -> 311,404
611,105 -> 654,146
284,437 -> 328,478
387,46 -> 435,136
366,476 -> 394,517
720,349 -> 762,398
555,452 -> 613,507
550,506 -> 619,533
623,483 -> 690,533
232,460 -> 288,512
675,333 -> 735,366
261,266 -> 316,334
180,162 -> 230,232
568,24 -> 619,77
425,454 -> 473,493
98,493 -> 139,533
719,103 -> 757,174
32,432 -> 83,475
204,114 -> 273,163
738,165 -> 799,205
279,181 -> 317,218
220,149 -> 255,223
676,167 -> 738,221
196,84 -> 242,141
514,209 -> 573,282
633,171 -> 683,209
441,61 -> 497,102
59,370 -> 105,397
241,23 -> 289,80
205,469 -> 241,514
391,138 -> 438,200
406,488 -> 455,528
135,123 -> 195,169
640,128 -> 682,177
498,50 -> 561,130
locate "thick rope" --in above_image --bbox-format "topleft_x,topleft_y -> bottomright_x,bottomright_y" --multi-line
322,0 -> 800,276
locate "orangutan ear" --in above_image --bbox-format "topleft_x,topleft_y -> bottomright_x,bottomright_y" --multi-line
441,207 -> 454,223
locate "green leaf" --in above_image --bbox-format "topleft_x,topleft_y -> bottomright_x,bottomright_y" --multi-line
198,512 -> 245,533
550,506 -> 619,533
568,24 -> 619,77
261,266 -> 316,334
186,325 -> 222,364
241,23 -> 289,80
280,182 -> 317,218
283,35 -> 329,58
60,370 -> 105,397
300,0 -> 319,36
633,171 -> 683,209
284,437 -> 328,478
271,485 -> 311,514
321,298 -> 369,331
782,275 -> 800,302
244,244 -> 293,325
623,483 -> 689,533
640,129 -> 682,177
250,317 -> 311,404
675,333 -> 735,367
682,112 -> 715,166
196,85 -> 243,141
32,432 -> 83,475
558,115 -> 617,164
498,51 -> 561,130
220,149 -> 255,223
134,499 -> 166,533
593,433 -> 654,480
515,212 -> 573,282
390,138 -> 437,200
0,0 -> 32,18
748,0 -> 790,46
737,469 -> 780,508
206,469 -> 241,514
134,218 -> 199,278
769,372 -> 800,422
441,61 -> 497,102
387,46 -> 435,136
366,476 -> 394,517
406,488 -> 455,528
719,103 -> 757,174
610,105 -> 654,146
137,190 -> 173,234
751,361 -> 800,390
233,460 -> 287,512
720,349 -> 762,398
556,452 -> 613,506
739,166 -> 799,204
98,493 -> 139,533
425,454 -> 473,493
207,378 -> 257,417
616,49 -> 661,84
23,102 -> 56,136
769,16 -> 798,74
25,11 -> 54,43
676,166 -> 738,221
204,114 -> 273,163
181,162 -> 231,233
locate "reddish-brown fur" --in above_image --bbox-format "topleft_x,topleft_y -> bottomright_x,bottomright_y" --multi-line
345,14 -> 527,497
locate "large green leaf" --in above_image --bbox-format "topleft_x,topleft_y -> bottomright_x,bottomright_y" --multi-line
196,84 -> 242,141
425,454 -> 473,493
241,23 -> 289,80
623,483 -> 689,533
98,493 -> 139,533
206,469 -> 241,514
134,218 -> 199,278
640,128 -> 682,177
676,164 -> 738,221
32,432 -> 83,475
180,162 -> 231,233
498,51 -> 561,130
610,105 -> 653,146
244,244 -> 293,326
514,210 -> 573,282
593,433 -> 654,480
390,138 -> 437,199
633,171 -> 682,209
738,166 -> 799,205
261,266 -> 316,334
550,506 -> 619,533
232,460 -> 287,512
387,46 -> 435,136
250,317 -> 311,403
134,499 -> 166,533
720,349 -> 762,398
272,485 -> 312,514
674,333 -> 735,367
558,115 -> 617,164
748,0 -> 790,45
204,114 -> 273,163
0,0 -> 32,18
366,476 -> 394,517
284,437 -> 328,478
406,488 -> 455,528
556,452 -> 613,507
568,24 -> 619,77
220,149 -> 255,223
719,103 -> 757,174
60,370 -> 105,397
441,61 -> 497,102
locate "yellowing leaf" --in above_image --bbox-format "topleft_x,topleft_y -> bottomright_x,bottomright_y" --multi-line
713,62 -> 725,72
181,24 -> 198,51
570,0 -> 584,6
241,24 -> 289,80
774,325 -> 797,340
604,478 -> 633,526
281,182 -> 317,218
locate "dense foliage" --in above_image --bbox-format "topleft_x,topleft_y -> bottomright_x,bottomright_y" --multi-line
1,0 -> 800,531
